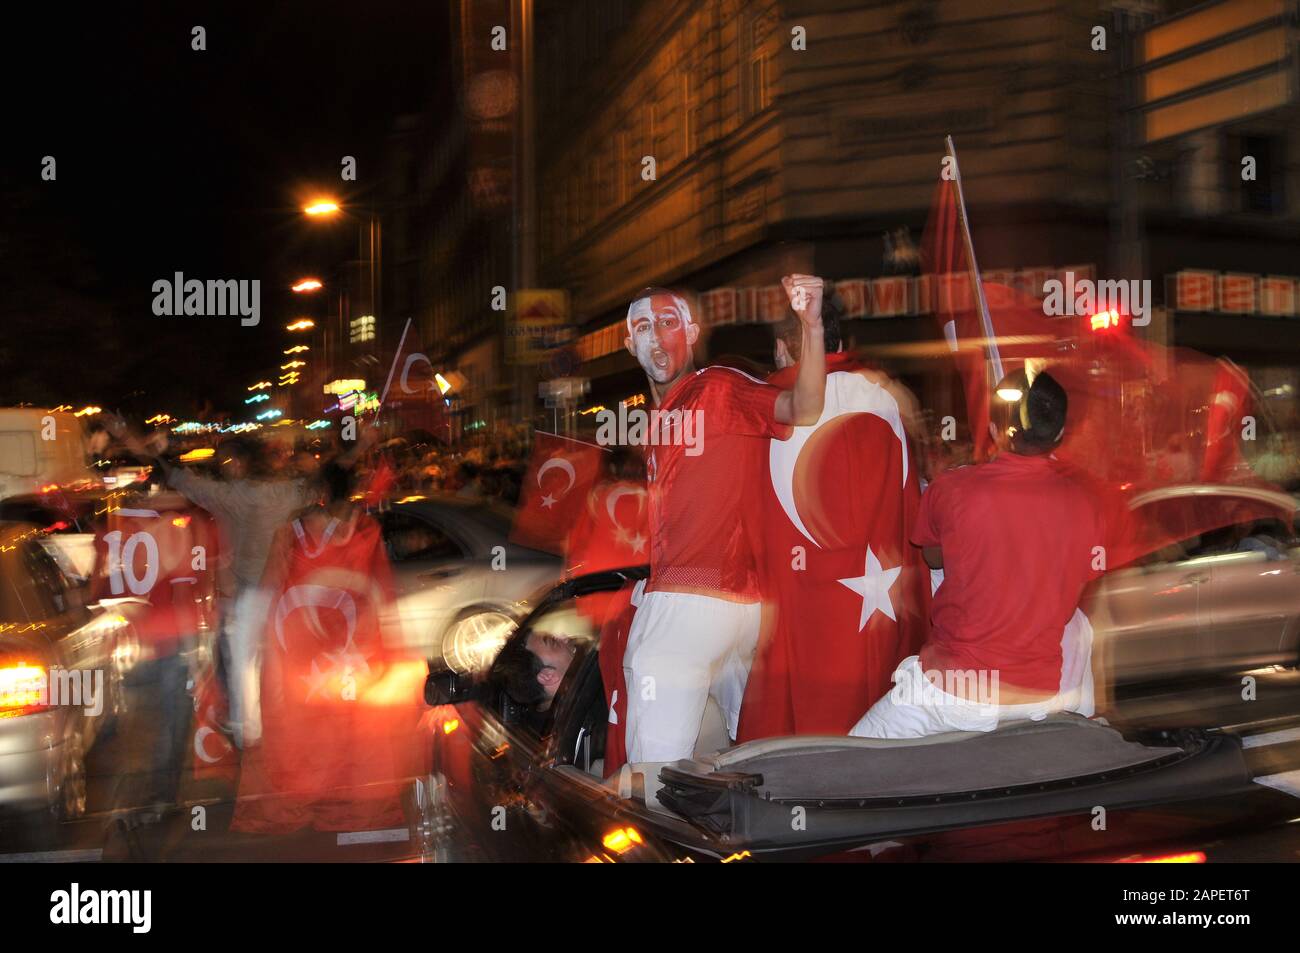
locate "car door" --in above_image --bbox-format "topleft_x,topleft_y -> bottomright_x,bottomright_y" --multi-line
1198,524 -> 1300,671
1096,536 -> 1214,684
379,509 -> 485,655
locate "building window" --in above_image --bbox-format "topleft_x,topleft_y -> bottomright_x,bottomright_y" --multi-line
683,68 -> 703,156
1228,133 -> 1286,215
740,13 -> 772,119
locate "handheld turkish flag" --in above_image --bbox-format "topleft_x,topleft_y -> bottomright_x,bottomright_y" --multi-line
510,432 -> 606,554
922,138 -> 1004,462
595,588 -> 638,778
231,513 -> 425,833
375,318 -> 450,442
192,669 -> 237,784
564,478 -> 648,576
737,355 -> 931,741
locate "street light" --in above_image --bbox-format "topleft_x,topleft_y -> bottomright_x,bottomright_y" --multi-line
303,199 -> 341,216
286,319 -> 315,332
292,278 -> 323,293
284,345 -> 309,354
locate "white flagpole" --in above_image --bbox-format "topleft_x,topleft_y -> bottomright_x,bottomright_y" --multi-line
945,135 -> 1004,383
377,317 -> 413,411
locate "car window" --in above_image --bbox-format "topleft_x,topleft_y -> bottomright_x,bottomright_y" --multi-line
21,540 -> 69,618
0,431 -> 38,477
379,511 -> 465,562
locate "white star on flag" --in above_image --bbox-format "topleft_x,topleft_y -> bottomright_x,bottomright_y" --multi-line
837,546 -> 901,631
541,494 -> 557,509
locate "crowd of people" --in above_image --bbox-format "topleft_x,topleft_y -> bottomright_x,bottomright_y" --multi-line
84,271 -> 1295,829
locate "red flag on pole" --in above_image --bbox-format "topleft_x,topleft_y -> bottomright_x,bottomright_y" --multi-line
374,318 -> 450,442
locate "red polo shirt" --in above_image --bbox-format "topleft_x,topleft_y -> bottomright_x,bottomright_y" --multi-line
645,366 -> 792,600
912,452 -> 1104,694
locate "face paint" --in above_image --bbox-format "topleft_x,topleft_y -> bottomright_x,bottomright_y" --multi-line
627,292 -> 693,385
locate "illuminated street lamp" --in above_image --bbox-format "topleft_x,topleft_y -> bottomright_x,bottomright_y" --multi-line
303,199 -> 341,217
284,345 -> 309,354
286,319 -> 315,332
281,361 -> 306,370
248,381 -> 272,390
291,278 -> 323,293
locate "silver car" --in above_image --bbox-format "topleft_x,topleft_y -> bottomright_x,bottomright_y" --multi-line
0,522 -> 136,832
375,498 -> 561,673
1088,484 -> 1300,693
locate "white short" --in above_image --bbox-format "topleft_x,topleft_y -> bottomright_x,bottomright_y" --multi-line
622,587 -> 761,764
849,608 -> 1095,739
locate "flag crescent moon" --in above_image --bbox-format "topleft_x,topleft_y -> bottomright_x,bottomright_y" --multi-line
605,485 -> 646,532
194,726 -> 225,764
537,456 -> 577,495
769,371 -> 909,549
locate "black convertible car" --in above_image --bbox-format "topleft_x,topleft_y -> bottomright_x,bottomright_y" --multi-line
418,568 -> 1300,863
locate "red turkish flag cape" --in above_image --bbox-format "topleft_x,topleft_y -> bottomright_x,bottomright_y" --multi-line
509,432 -> 605,554
231,511 -> 424,833
565,477 -> 648,624
737,355 -> 931,741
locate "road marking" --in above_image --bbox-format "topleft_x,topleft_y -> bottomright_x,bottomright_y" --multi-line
0,848 -> 103,864
1254,770 -> 1300,799
337,828 -> 409,846
1242,726 -> 1300,749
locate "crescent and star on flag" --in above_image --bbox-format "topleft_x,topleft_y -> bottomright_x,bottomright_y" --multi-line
768,372 -> 909,633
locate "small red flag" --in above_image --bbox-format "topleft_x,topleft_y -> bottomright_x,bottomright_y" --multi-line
510,433 -> 606,554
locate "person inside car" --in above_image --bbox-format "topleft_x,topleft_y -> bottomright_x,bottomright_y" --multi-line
492,630 -> 579,716
850,368 -> 1105,738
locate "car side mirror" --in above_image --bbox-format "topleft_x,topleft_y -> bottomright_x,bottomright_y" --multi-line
425,668 -> 479,706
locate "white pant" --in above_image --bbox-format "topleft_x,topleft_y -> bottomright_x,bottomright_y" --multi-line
228,587 -> 272,749
849,609 -> 1095,739
623,588 -> 761,764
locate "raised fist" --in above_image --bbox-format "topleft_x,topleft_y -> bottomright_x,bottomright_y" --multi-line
782,274 -> 824,327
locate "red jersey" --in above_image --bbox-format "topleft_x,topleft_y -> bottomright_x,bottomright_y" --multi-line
912,452 -> 1104,693
646,366 -> 791,600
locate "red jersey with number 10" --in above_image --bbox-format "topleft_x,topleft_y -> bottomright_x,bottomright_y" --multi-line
645,366 -> 792,600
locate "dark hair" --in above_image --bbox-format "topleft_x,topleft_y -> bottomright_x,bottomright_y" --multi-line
489,637 -> 547,707
773,287 -> 843,362
1014,370 -> 1068,454
318,461 -> 356,504
217,437 -> 268,477
605,446 -> 646,482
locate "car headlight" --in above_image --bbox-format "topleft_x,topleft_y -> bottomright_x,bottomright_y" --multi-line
440,611 -> 516,675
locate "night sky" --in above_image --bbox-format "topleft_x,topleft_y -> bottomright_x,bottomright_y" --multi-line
1,0 -> 449,417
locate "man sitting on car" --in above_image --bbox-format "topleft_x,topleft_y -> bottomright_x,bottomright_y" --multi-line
850,368 -> 1105,738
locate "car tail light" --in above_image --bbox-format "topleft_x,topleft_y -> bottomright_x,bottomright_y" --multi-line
1115,850 -> 1206,864
602,827 -> 644,854
0,661 -> 49,717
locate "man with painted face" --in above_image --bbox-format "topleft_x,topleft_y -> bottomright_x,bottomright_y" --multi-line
620,278 -> 826,765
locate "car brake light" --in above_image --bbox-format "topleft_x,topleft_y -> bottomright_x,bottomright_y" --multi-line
1115,850 -> 1206,864
602,827 -> 643,854
0,661 -> 49,716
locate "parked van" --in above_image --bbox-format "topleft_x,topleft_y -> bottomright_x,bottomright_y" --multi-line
0,410 -> 92,501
